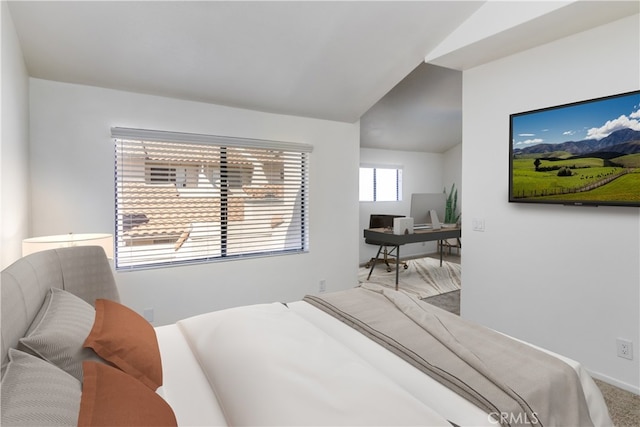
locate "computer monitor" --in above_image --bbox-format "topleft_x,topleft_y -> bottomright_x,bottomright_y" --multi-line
410,193 -> 446,225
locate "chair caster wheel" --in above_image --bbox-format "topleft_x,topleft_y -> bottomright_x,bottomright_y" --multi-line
404,264 -> 408,269
386,267 -> 392,272
365,263 -> 371,268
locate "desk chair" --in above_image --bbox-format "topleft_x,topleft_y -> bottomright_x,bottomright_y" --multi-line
439,237 -> 461,255
364,214 -> 408,272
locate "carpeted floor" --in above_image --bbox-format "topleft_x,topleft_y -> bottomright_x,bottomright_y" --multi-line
423,285 -> 639,427
423,289 -> 460,315
594,379 -> 640,427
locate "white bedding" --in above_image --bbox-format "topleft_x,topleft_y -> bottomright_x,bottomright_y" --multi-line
155,324 -> 228,426
156,300 -> 613,427
289,300 -> 613,427
288,300 -> 492,426
176,302 -> 450,426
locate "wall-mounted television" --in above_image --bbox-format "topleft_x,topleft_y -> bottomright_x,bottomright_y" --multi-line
509,90 -> 640,207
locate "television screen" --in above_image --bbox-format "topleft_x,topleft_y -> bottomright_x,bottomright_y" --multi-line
509,90 -> 640,207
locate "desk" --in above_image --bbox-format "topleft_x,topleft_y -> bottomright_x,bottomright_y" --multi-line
364,226 -> 461,290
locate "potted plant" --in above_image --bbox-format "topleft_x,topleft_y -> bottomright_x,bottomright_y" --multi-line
443,183 -> 460,225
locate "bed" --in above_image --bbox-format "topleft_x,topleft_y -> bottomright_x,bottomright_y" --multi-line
1,246 -> 613,426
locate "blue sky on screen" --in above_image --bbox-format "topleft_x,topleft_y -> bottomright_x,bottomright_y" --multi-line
512,92 -> 640,149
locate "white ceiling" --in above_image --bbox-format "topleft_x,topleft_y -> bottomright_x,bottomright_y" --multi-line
360,63 -> 462,153
8,1 -> 639,153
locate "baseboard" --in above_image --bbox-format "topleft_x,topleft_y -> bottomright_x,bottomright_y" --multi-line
588,370 -> 640,395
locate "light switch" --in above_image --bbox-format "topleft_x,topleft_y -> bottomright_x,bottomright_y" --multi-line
472,218 -> 485,232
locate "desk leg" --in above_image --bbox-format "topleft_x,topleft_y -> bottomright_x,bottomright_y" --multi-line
439,240 -> 443,266
395,245 -> 400,291
367,245 -> 383,280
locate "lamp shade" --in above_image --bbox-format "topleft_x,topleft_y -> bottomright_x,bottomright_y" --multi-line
22,233 -> 114,258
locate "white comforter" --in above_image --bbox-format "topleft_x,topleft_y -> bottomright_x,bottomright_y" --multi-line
156,301 -> 613,427
175,302 -> 450,426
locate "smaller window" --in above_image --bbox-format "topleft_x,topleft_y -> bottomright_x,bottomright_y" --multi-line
147,165 -> 177,183
145,161 -> 198,188
359,166 -> 402,202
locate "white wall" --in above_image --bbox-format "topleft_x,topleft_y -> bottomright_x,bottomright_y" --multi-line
443,143 -> 462,212
1,2 -> 30,269
359,147 -> 453,264
461,15 -> 640,393
29,78 -> 360,325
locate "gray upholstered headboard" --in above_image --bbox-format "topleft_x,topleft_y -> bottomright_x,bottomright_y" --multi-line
0,246 -> 120,375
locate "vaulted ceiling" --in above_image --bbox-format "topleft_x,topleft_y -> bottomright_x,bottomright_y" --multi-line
8,1 -> 639,153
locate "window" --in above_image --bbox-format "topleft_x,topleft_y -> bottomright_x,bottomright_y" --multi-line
359,166 -> 402,202
145,163 -> 200,187
112,127 -> 312,270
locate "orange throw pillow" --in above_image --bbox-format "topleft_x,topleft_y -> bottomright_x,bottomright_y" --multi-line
78,362 -> 176,427
84,299 -> 162,390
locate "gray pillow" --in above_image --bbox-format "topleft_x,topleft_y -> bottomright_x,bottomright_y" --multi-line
1,348 -> 81,426
18,287 -> 104,381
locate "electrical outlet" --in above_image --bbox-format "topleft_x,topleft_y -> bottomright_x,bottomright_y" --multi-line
319,279 -> 326,293
616,338 -> 633,360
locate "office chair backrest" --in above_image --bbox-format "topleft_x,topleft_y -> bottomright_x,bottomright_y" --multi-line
368,214 -> 404,230
366,214 -> 404,245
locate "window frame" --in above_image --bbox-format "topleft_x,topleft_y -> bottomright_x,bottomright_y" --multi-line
359,164 -> 403,202
112,127 -> 312,271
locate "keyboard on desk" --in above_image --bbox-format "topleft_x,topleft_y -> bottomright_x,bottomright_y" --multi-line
413,224 -> 432,230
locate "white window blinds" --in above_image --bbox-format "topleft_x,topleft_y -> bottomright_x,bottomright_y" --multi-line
112,127 -> 312,270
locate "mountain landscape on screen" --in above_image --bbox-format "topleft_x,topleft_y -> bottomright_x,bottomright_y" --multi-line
509,91 -> 640,206
513,128 -> 640,157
